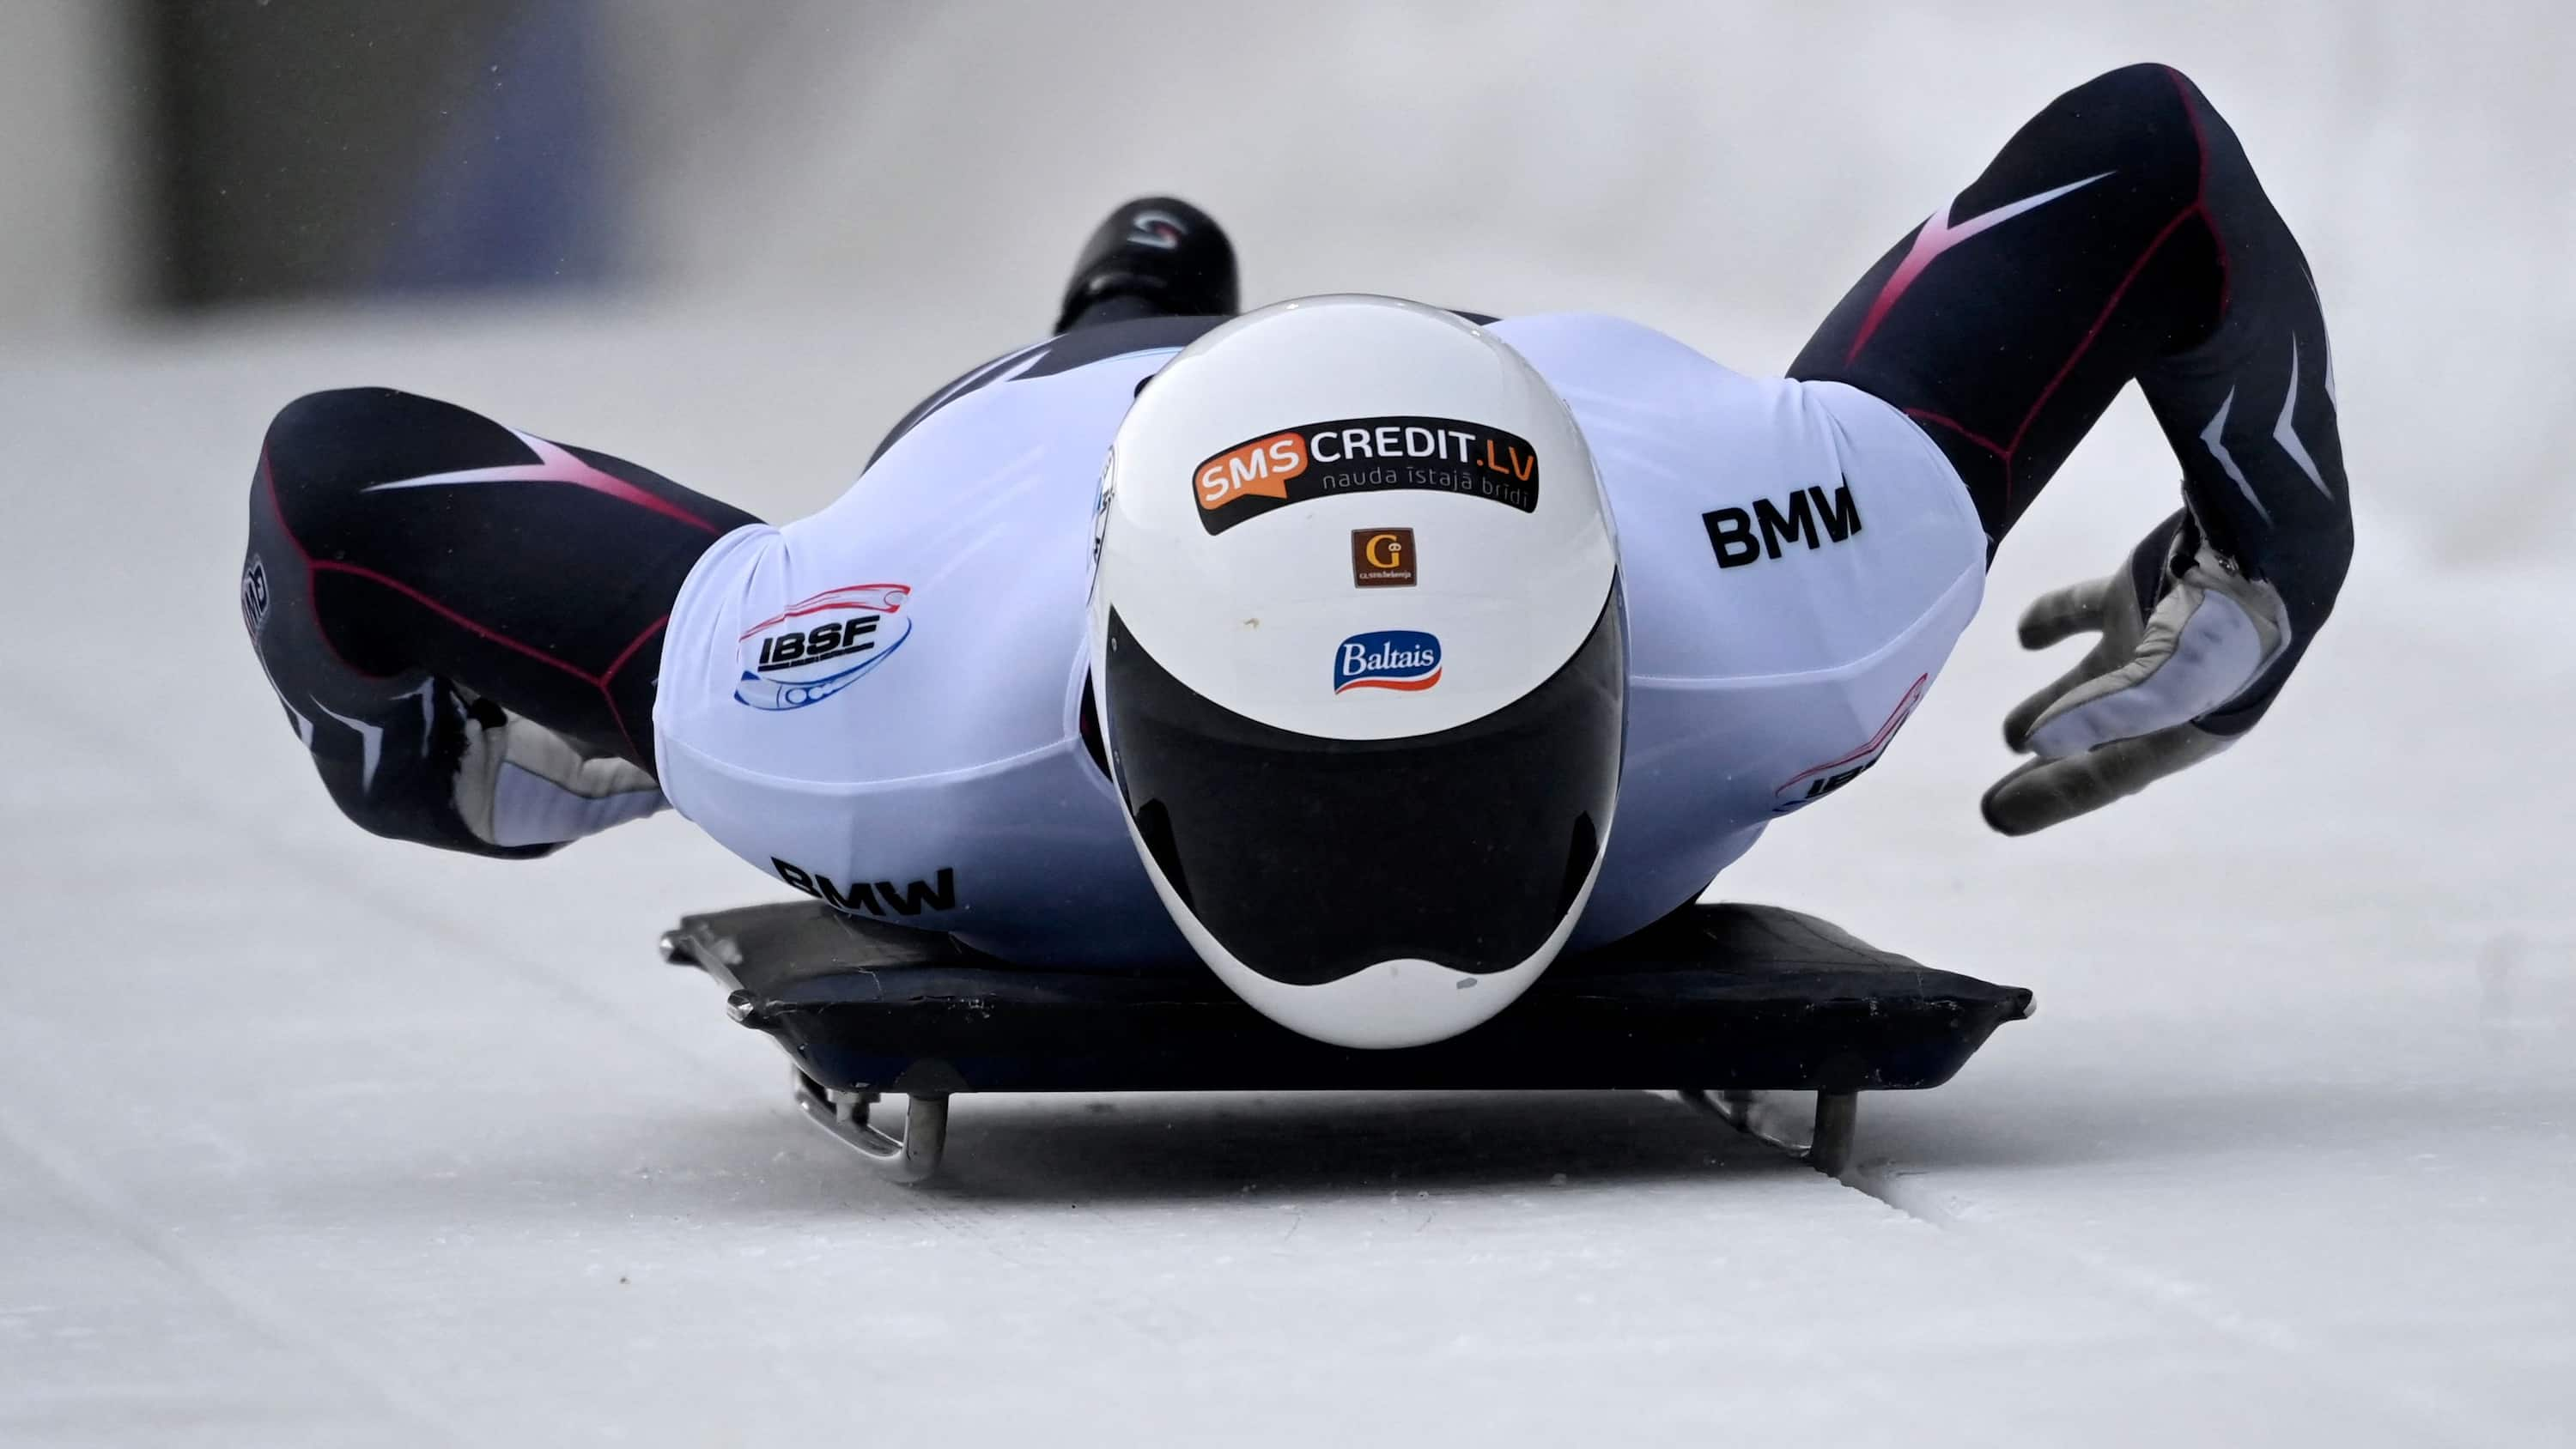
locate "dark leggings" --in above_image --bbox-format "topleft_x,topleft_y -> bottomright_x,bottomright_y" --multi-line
1791,63 -> 2350,734
242,294 -> 1200,855
242,391 -> 756,852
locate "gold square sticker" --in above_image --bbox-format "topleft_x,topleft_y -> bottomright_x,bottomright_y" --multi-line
1351,527 -> 1417,588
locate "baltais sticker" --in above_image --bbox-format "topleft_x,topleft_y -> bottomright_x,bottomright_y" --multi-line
1194,416 -> 1540,535
1333,630 -> 1443,694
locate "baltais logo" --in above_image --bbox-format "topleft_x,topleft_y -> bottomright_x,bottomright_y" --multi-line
1195,431 -> 1309,510
1352,527 -> 1417,588
1194,415 -> 1540,535
733,583 -> 913,711
1334,629 -> 1443,694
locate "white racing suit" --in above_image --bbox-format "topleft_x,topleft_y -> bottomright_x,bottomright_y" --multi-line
653,314 -> 1984,967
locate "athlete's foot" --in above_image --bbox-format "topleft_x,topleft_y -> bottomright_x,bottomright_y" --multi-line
1054,197 -> 1238,332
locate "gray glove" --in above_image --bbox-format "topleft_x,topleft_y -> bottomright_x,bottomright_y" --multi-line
453,694 -> 667,849
1982,530 -> 2290,835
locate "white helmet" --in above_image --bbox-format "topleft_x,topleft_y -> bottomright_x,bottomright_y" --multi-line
1091,295 -> 1625,1049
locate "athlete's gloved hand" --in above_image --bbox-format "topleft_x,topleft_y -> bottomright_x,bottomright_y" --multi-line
1982,521 -> 2290,835
452,690 -> 667,850
300,681 -> 665,858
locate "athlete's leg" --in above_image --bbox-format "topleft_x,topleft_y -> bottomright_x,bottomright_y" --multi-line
1791,63 -> 2349,732
242,387 -> 759,855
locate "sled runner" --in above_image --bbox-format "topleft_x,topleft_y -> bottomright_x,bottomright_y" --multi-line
657,900 -> 2032,1182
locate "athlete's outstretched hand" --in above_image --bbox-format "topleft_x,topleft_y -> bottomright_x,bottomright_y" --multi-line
1983,523 -> 2290,835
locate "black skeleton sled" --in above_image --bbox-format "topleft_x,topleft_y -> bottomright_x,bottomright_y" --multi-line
658,900 -> 2032,1183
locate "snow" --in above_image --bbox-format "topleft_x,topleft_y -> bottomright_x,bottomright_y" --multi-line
3,298 -> 2567,1449
5,11 -> 2575,1433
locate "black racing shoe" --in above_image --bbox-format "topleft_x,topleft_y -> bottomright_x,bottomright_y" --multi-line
1054,197 -> 1238,332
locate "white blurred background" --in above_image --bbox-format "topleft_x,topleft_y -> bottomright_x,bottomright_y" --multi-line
3,5 -> 2572,1444
8,0 -> 2569,556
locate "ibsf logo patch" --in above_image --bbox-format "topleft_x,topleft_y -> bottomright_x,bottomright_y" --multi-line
1334,630 -> 1443,694
1770,673 -> 1928,813
734,583 -> 913,711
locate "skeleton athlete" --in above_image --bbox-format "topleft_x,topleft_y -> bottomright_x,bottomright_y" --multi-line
240,65 -> 2349,1047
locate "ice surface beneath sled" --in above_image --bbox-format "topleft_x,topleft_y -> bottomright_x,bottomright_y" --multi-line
4,264 -> 2573,1448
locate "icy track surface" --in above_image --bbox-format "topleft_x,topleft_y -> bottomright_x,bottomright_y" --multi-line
2,311 -> 2570,1449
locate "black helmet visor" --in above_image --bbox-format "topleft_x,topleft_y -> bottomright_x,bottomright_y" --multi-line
1103,591 -> 1624,987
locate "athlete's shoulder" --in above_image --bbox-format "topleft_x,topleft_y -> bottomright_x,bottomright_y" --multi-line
1486,312 -> 1982,683
867,316 -> 1226,468
1490,311 -> 1740,384
653,339 -> 1142,791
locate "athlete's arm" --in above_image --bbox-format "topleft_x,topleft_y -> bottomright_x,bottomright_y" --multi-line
241,388 -> 759,857
1790,63 -> 2352,833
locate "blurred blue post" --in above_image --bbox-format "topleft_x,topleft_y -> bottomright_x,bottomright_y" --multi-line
375,0 -> 615,294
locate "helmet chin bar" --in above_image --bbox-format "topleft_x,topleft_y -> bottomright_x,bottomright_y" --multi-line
1130,818 -> 1606,1050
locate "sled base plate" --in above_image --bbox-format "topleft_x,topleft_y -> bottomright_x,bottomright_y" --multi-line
659,900 -> 2030,1181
